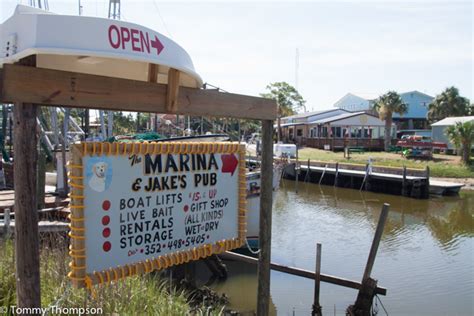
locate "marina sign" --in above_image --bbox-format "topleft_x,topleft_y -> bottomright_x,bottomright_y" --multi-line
68,142 -> 246,288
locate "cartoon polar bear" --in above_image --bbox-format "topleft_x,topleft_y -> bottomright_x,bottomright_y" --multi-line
89,161 -> 107,192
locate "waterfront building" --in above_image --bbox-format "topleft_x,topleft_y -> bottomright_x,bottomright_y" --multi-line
333,90 -> 433,130
431,116 -> 474,151
279,109 -> 394,150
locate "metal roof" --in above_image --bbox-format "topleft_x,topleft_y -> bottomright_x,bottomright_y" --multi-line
282,109 -> 343,120
431,116 -> 474,126
311,111 -> 366,124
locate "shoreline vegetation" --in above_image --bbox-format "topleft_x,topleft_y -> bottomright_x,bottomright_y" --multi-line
0,237 -> 228,315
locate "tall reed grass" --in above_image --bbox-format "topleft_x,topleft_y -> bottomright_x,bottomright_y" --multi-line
0,235 -> 226,315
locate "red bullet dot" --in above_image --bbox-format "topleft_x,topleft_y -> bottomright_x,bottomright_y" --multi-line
102,227 -> 111,238
140,249 -> 144,253
102,200 -> 111,211
102,215 -> 110,226
103,241 -> 111,252
183,205 -> 189,212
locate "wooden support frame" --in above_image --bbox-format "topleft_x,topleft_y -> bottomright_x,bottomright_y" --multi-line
167,68 -> 180,112
0,64 -> 277,120
0,60 -> 277,312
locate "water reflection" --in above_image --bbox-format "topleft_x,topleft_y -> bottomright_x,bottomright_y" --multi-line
195,260 -> 277,315
215,180 -> 473,315
281,180 -> 474,250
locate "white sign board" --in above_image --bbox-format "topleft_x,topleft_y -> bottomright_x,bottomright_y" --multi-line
68,142 -> 246,287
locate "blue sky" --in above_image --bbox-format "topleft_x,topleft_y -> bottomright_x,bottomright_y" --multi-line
1,1 -> 472,111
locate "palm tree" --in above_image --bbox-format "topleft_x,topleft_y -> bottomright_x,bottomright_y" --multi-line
373,91 -> 408,151
427,87 -> 470,123
260,82 -> 306,142
446,121 -> 474,164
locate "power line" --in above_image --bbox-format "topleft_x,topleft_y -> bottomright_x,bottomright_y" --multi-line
151,0 -> 172,37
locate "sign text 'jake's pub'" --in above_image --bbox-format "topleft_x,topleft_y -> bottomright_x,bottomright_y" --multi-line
68,142 -> 246,287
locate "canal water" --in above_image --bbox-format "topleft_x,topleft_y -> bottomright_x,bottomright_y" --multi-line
200,179 -> 474,315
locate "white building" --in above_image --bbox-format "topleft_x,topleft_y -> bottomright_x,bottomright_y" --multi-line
431,116 -> 474,150
279,109 -> 394,150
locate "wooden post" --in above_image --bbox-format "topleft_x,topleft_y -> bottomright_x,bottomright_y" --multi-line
36,147 -> 46,210
334,162 -> 339,187
84,109 -> 89,138
312,243 -> 322,316
13,102 -> 41,309
362,203 -> 389,282
319,164 -> 327,185
351,203 -> 390,315
304,159 -> 311,182
257,120 -> 274,316
3,208 -> 11,238
402,166 -> 407,196
59,108 -> 70,198
295,146 -> 299,193
425,166 -> 430,199
365,163 -> 371,191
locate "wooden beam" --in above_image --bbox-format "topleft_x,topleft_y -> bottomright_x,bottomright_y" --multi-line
167,68 -> 180,112
220,251 -> 387,296
147,64 -> 158,83
0,64 -> 277,120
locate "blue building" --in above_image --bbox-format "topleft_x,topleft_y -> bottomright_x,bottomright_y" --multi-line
334,90 -> 433,129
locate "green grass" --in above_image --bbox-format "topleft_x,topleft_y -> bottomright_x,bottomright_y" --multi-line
1,238 -> 225,315
297,148 -> 474,178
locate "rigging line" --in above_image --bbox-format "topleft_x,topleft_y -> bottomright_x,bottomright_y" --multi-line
151,0 -> 172,38
203,82 -> 229,93
375,295 -> 389,316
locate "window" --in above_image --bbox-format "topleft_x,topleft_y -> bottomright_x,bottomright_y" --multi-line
322,127 -> 328,137
363,128 -> 371,138
297,129 -> 303,137
342,128 -> 348,138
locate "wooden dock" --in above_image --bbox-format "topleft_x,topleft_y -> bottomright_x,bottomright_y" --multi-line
0,190 -> 69,213
0,190 -> 70,236
283,161 -> 431,199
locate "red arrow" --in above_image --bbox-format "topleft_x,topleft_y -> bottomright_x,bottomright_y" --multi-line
221,154 -> 238,176
150,35 -> 164,55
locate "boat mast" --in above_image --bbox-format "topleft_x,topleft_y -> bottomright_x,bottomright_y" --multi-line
29,0 -> 49,10
103,0 -> 122,138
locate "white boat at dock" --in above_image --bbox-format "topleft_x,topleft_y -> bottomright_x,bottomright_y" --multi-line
429,180 -> 464,195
